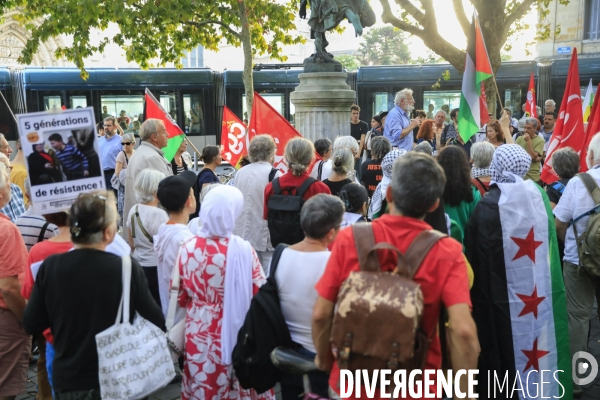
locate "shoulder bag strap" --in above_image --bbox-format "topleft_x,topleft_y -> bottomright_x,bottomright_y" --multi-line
271,177 -> 282,195
123,150 -> 129,163
296,177 -> 317,198
404,230 -> 447,279
166,243 -> 184,329
115,256 -> 132,325
134,205 -> 154,244
317,161 -> 324,180
579,173 -> 600,205
268,243 -> 288,279
352,223 -> 378,272
474,178 -> 489,193
268,168 -> 278,183
37,221 -> 51,243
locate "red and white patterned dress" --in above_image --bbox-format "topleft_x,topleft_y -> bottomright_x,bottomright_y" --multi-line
177,236 -> 273,400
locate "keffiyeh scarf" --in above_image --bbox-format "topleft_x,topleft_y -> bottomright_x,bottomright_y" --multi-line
489,144 -> 531,184
368,149 -> 407,220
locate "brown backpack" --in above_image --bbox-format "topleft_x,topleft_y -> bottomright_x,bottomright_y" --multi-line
331,223 -> 445,375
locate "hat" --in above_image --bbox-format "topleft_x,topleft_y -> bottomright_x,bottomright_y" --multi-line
157,170 -> 197,212
339,183 -> 368,213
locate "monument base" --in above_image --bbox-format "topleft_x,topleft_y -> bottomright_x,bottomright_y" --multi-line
290,72 -> 356,143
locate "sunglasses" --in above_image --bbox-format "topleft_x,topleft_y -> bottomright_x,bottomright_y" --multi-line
121,142 -> 132,146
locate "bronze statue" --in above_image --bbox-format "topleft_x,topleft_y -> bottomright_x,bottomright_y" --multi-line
300,0 -> 376,68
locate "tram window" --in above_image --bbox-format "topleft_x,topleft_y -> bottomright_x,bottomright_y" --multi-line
242,93 -> 285,121
423,91 -> 461,117
100,95 -> 144,133
373,92 -> 389,116
504,89 -> 521,116
184,94 -> 204,135
70,96 -> 87,109
160,93 -> 177,121
43,96 -> 62,111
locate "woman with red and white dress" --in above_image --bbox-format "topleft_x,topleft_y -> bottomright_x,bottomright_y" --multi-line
177,185 -> 272,400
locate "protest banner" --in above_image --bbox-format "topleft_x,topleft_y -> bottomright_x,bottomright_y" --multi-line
17,107 -> 104,214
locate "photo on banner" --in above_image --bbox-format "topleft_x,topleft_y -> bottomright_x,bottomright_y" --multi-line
17,107 -> 105,214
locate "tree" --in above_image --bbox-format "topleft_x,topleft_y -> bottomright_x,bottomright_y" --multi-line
378,0 -> 569,112
14,0 -> 303,119
356,26 -> 411,66
336,54 -> 361,71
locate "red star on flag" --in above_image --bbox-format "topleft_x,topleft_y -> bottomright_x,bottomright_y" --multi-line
511,227 -> 543,263
522,338 -> 550,372
517,286 -> 546,319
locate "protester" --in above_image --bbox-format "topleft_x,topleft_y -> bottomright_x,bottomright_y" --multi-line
367,149 -> 407,220
309,138 -> 332,181
23,191 -> 165,399
99,118 -> 122,191
350,105 -> 369,182
195,145 -> 222,214
436,146 -> 481,244
176,185 -> 273,400
275,194 -> 344,399
465,144 -> 571,396
486,120 -> 505,148
384,88 -> 420,151
113,132 -> 135,225
546,147 -> 580,209
312,152 -> 478,398
322,148 -> 354,197
48,133 -> 89,181
0,161 -> 30,400
154,171 -> 196,317
28,144 -> 63,184
0,155 -> 26,222
233,135 -> 281,269
326,135 -> 359,182
363,114 -> 382,161
127,169 -> 169,307
470,141 -> 495,196
360,136 -> 391,198
15,180 -> 58,251
413,140 -> 433,155
9,140 -> 28,207
171,139 -> 191,175
416,119 -> 437,153
516,118 -> 545,183
339,183 -> 368,227
440,107 -> 459,147
411,110 -> 427,145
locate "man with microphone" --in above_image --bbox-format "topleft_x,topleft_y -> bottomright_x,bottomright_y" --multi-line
384,88 -> 421,151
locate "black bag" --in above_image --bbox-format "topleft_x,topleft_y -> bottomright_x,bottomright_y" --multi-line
232,244 -> 293,393
267,177 -> 316,246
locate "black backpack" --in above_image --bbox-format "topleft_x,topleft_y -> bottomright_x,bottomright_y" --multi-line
267,177 -> 317,246
232,244 -> 293,393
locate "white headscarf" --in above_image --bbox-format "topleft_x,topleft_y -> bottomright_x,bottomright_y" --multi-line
199,185 -> 253,365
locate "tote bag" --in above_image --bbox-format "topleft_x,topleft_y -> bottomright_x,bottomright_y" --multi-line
96,256 -> 175,400
165,249 -> 185,362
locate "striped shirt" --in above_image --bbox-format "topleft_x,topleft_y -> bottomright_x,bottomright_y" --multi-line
0,184 -> 26,222
56,144 -> 89,172
15,208 -> 58,251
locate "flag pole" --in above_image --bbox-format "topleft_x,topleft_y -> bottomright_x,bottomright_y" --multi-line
184,136 -> 201,155
0,91 -> 18,123
492,76 -> 504,111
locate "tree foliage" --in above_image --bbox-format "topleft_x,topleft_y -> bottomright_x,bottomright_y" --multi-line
14,0 -> 304,116
356,26 -> 411,66
378,0 -> 570,112
336,54 -> 361,71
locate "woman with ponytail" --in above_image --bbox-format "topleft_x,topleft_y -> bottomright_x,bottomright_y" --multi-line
322,148 -> 354,197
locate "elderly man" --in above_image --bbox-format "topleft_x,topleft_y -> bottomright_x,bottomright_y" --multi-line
516,118 -> 545,183
554,132 -> 600,397
433,110 -> 446,149
384,88 -> 421,151
0,155 -> 26,222
99,117 -> 123,193
0,133 -> 12,158
123,118 -> 172,241
545,99 -> 556,113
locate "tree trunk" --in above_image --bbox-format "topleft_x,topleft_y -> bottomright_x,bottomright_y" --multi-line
239,0 -> 254,123
484,78 -> 498,116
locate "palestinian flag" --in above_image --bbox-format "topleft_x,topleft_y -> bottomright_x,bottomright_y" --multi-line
465,180 -> 571,398
458,13 -> 492,142
144,88 -> 185,162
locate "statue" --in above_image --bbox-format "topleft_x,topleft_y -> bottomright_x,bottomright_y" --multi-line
299,0 -> 376,72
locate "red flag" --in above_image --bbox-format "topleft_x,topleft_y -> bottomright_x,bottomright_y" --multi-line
248,92 -> 302,174
479,82 -> 490,125
221,106 -> 247,168
580,84 -> 600,172
541,48 -> 585,184
144,88 -> 185,161
526,72 -> 538,119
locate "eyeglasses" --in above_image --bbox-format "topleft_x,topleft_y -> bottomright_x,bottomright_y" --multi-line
121,142 -> 132,146
104,124 -> 113,127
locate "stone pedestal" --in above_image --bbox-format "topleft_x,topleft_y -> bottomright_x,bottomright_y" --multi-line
290,72 -> 356,143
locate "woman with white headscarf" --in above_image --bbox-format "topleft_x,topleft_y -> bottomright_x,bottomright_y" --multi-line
367,148 -> 407,220
176,185 -> 271,400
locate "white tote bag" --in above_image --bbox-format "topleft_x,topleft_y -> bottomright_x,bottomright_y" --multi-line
96,256 -> 175,400
165,250 -> 185,362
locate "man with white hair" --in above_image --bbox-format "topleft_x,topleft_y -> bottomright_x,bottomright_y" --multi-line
0,154 -> 26,222
123,119 -> 173,241
383,88 -> 421,151
544,99 -> 556,114
0,133 -> 12,158
554,132 -> 600,397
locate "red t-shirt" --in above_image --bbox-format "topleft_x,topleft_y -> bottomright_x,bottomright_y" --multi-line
315,214 -> 472,399
0,214 -> 28,310
22,240 -> 73,344
263,172 -> 331,219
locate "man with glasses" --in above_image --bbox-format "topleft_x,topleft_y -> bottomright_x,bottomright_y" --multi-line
99,117 -> 123,194
0,133 -> 12,159
544,99 -> 556,114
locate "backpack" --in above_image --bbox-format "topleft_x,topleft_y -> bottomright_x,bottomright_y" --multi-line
331,223 -> 445,375
571,173 -> 600,276
267,177 -> 317,247
550,181 -> 566,194
232,244 -> 293,393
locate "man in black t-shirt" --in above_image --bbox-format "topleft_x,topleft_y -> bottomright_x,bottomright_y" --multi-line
350,104 -> 369,181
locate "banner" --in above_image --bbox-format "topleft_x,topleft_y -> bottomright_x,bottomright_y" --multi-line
145,88 -> 185,162
17,107 -> 104,214
221,106 -> 247,168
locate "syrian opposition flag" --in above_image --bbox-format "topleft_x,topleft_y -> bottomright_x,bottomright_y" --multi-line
582,79 -> 594,123
527,72 -> 538,119
541,48 -> 585,184
144,88 -> 185,162
467,181 -> 572,398
221,106 -> 248,168
458,12 -> 493,142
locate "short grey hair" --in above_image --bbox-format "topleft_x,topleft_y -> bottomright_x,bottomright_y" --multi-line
371,136 -> 391,159
545,99 -> 556,106
248,135 -> 276,163
525,117 -> 539,129
300,194 -> 345,239
333,135 -> 359,155
0,133 -> 5,142
139,119 -> 164,141
122,132 -> 135,143
285,138 -> 315,176
413,141 -> 433,156
435,110 -> 447,118
134,168 -> 166,203
551,147 -> 579,179
331,148 -> 354,174
104,116 -> 117,126
394,88 -> 413,106
587,132 -> 600,165
470,141 -> 495,169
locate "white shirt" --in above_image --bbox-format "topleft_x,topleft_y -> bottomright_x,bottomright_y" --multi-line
126,203 -> 168,266
553,165 -> 600,264
309,159 -> 332,182
275,248 -> 330,353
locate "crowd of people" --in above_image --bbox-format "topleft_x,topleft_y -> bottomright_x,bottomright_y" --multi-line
0,88 -> 598,400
